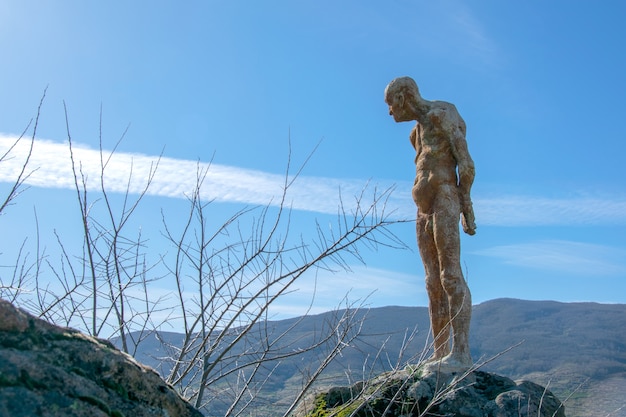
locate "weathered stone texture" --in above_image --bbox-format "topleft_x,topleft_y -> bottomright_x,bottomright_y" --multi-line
0,299 -> 202,417
297,367 -> 566,417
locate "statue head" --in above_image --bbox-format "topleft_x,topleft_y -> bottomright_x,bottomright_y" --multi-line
384,76 -> 420,123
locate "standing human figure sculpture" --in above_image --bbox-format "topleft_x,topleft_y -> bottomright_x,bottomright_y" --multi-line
385,76 -> 476,369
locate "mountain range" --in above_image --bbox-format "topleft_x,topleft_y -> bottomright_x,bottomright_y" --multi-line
117,298 -> 626,417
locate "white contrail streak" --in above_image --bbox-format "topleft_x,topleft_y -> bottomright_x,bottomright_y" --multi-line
1,135 -> 625,226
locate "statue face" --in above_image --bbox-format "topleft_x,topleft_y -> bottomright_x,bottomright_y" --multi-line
386,92 -> 411,123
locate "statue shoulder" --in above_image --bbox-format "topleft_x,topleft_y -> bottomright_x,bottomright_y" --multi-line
428,102 -> 465,134
429,101 -> 459,118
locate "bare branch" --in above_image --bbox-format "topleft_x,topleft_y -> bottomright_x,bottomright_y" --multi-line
0,87 -> 47,214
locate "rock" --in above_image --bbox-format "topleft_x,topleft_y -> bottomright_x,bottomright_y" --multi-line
0,299 -> 203,417
295,365 -> 566,417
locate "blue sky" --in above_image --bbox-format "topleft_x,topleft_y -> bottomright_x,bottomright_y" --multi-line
1,1 -> 625,322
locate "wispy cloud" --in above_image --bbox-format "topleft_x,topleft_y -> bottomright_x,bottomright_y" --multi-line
451,5 -> 500,68
472,240 -> 626,276
267,265 -> 427,319
1,135 -> 625,226
0,134 -> 399,216
95,266 -> 427,330
475,195 -> 626,226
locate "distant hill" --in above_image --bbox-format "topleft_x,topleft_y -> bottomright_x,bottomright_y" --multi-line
116,299 -> 626,417
470,298 -> 626,416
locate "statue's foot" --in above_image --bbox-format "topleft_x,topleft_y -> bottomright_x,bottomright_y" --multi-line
440,353 -> 472,369
420,352 -> 472,374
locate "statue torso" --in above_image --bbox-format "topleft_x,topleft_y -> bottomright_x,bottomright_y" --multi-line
412,102 -> 466,211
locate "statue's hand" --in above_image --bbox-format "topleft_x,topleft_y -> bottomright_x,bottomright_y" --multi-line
461,198 -> 476,235
462,212 -> 476,235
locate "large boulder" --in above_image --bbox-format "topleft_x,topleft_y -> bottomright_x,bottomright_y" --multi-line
295,364 -> 566,417
0,299 -> 203,417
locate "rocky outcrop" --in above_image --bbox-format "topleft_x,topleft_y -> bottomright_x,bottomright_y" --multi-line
0,299 -> 202,417
295,364 -> 566,417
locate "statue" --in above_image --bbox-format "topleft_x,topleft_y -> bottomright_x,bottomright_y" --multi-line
385,77 -> 476,369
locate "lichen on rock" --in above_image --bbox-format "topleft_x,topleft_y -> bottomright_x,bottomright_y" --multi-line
0,299 -> 203,417
295,365 -> 566,417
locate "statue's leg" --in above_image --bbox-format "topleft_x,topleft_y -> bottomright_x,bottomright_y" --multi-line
417,211 -> 450,359
432,190 -> 472,367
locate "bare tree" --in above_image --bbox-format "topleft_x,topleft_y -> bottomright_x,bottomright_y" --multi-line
156,149 -> 406,414
1,100 -> 409,416
0,90 -> 46,304
63,103 -> 168,345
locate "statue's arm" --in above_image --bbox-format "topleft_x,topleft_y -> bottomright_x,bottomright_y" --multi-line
409,124 -> 419,152
450,127 -> 476,235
